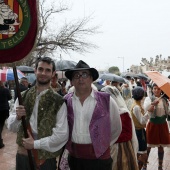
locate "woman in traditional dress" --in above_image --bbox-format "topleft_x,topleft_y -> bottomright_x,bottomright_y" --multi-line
101,85 -> 139,170
144,83 -> 170,170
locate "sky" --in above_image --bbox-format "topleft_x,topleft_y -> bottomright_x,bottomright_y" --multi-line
53,0 -> 170,72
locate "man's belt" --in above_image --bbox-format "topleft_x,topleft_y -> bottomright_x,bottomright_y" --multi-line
70,142 -> 110,160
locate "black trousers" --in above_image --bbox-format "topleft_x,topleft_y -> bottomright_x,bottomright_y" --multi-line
0,110 -> 9,140
68,155 -> 113,170
16,153 -> 57,170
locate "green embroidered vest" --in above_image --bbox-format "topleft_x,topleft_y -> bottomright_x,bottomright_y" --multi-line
16,86 -> 64,159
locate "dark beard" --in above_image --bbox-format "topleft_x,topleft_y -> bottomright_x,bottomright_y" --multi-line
37,79 -> 51,85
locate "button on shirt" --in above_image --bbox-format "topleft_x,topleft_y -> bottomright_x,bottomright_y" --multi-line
71,90 -> 122,145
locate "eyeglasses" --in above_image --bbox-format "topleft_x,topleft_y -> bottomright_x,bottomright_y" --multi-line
73,72 -> 91,79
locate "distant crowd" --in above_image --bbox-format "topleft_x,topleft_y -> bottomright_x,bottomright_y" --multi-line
0,57 -> 170,170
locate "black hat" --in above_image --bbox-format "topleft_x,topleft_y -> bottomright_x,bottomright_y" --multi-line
65,60 -> 99,81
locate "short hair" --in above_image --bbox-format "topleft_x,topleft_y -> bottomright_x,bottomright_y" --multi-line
132,86 -> 145,101
35,57 -> 56,72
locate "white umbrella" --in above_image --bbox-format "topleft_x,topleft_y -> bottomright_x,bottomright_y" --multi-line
16,65 -> 34,73
55,60 -> 77,71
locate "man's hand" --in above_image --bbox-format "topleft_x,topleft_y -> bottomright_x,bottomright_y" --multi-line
22,130 -> 34,150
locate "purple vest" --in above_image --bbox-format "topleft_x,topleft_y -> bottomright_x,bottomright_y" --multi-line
64,91 -> 111,158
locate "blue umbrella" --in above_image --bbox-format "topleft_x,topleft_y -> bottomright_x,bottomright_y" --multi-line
0,68 -> 25,82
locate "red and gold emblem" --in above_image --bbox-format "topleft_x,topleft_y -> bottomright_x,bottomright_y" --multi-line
0,0 -> 38,64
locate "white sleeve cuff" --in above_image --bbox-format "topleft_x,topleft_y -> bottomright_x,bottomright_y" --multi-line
34,140 -> 40,149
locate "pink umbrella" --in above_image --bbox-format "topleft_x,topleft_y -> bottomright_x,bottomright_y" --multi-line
0,68 -> 25,82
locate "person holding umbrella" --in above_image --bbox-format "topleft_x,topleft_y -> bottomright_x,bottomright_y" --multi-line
7,57 -> 69,170
143,83 -> 170,170
101,84 -> 139,170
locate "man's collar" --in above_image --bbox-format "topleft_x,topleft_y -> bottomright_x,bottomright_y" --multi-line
73,89 -> 95,99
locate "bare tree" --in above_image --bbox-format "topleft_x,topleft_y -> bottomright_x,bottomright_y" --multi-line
23,0 -> 99,66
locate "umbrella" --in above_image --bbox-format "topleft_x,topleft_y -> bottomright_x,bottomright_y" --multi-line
145,71 -> 170,98
121,72 -> 137,78
0,68 -> 25,82
93,82 -> 104,91
136,73 -> 148,80
99,73 -> 128,84
16,65 -> 34,73
55,60 -> 77,71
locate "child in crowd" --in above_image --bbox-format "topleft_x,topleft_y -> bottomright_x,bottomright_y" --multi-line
131,87 -> 150,170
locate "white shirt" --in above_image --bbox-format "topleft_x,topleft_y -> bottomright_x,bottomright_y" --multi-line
71,90 -> 122,146
144,96 -> 168,117
132,105 -> 149,124
7,90 -> 69,153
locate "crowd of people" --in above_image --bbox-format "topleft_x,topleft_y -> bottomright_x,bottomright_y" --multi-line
0,56 -> 170,170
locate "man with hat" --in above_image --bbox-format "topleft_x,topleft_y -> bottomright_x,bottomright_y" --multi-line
64,60 -> 122,170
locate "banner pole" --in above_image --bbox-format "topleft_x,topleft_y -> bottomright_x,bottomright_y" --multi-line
13,66 -> 35,170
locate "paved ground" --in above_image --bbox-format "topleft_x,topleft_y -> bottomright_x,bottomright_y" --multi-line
1,127 -> 170,170
0,127 -> 17,170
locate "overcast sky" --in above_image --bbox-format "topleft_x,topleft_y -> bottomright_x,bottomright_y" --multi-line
55,0 -> 170,72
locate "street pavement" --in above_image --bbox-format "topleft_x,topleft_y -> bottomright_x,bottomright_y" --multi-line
1,127 -> 170,170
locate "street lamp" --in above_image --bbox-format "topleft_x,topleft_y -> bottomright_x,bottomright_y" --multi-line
118,57 -> 124,73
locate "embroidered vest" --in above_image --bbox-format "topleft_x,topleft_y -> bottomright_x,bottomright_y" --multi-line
65,91 -> 111,158
130,101 -> 146,129
16,86 -> 64,159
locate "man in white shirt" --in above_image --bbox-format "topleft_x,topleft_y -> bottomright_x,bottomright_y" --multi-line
7,57 -> 69,170
63,60 -> 122,170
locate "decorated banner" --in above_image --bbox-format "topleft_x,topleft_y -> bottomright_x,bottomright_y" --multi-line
0,0 -> 38,64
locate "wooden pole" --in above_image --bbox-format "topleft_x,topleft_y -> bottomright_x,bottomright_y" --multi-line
13,66 -> 35,170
